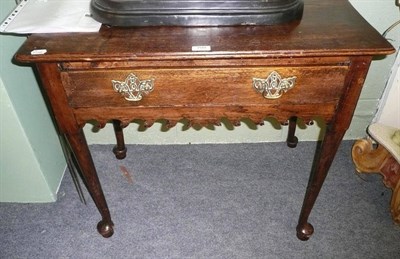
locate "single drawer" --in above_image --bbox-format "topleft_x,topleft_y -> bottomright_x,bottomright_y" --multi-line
62,66 -> 348,108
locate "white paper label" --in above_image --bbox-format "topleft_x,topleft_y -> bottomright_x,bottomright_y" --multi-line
31,49 -> 47,55
191,45 -> 211,52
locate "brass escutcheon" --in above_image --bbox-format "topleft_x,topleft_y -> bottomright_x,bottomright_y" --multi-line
112,73 -> 154,101
253,71 -> 296,99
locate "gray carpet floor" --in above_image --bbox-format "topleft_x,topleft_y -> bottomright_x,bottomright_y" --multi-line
1,141 -> 399,258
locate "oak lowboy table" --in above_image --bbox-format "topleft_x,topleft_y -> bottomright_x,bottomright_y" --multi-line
15,0 -> 394,240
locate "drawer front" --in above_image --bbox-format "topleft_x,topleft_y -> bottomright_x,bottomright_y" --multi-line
62,66 -> 348,108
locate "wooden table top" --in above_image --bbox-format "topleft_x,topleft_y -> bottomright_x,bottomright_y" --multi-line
16,0 -> 394,63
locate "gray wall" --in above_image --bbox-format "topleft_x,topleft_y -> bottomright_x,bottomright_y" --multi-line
0,1 -> 66,202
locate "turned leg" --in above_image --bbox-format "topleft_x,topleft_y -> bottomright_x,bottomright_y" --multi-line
287,116 -> 298,148
66,129 -> 114,238
296,127 -> 345,240
112,120 -> 127,160
295,56 -> 376,239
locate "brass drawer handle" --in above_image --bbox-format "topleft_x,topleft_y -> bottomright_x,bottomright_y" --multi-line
112,73 -> 154,101
253,71 -> 296,99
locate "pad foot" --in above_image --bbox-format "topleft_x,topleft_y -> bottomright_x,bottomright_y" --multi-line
296,222 -> 314,241
97,220 -> 114,238
113,145 -> 127,160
